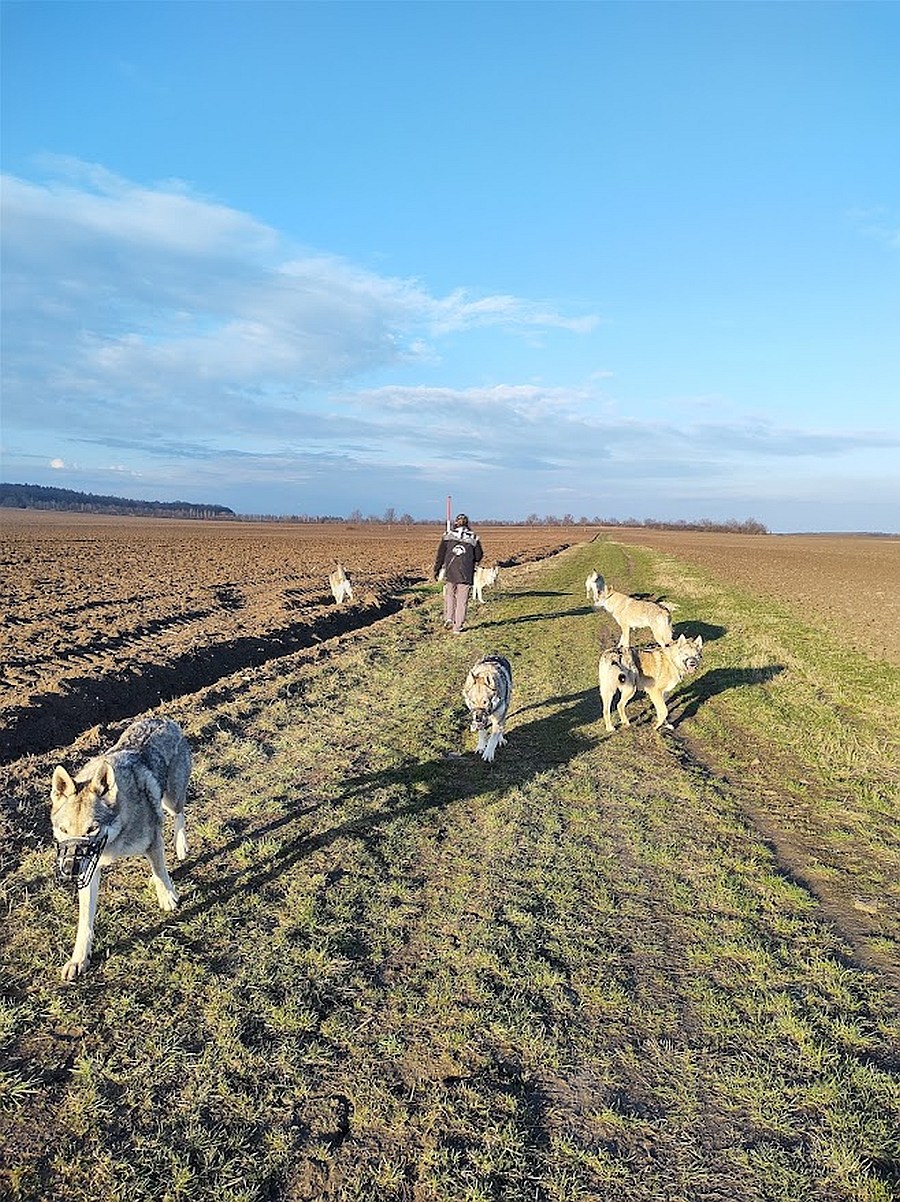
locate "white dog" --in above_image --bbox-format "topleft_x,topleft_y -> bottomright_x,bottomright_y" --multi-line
473,564 -> 500,604
328,563 -> 354,605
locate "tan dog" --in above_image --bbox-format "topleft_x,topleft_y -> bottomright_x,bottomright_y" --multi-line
49,717 -> 191,981
598,634 -> 703,731
328,562 -> 354,605
592,574 -> 674,647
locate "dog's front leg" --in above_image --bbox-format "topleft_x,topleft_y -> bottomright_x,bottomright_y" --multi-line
146,834 -> 178,910
649,689 -> 672,730
482,719 -> 506,762
62,870 -> 101,981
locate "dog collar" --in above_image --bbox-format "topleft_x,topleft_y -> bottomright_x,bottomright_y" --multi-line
56,832 -> 108,893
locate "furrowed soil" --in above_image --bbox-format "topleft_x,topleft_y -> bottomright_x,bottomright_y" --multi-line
1,514 -> 898,1202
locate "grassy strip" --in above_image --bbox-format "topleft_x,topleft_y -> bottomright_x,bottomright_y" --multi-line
591,537 -> 900,979
2,543 -> 898,1201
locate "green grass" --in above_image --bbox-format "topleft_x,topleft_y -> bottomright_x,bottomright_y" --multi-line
2,541 -> 898,1201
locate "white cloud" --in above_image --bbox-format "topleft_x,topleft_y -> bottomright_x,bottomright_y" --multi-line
1,161 -> 599,434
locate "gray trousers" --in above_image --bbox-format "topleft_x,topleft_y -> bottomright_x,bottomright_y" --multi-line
443,582 -> 471,631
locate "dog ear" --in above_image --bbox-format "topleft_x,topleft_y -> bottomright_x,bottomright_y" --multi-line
89,762 -> 117,803
50,766 -> 76,809
696,635 -> 703,648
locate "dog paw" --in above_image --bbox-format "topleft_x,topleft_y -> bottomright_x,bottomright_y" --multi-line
156,887 -> 179,911
61,957 -> 88,982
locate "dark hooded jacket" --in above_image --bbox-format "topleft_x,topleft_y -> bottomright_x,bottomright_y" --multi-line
434,525 -> 483,585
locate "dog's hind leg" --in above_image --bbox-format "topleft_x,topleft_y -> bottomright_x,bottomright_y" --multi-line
165,748 -> 191,860
62,870 -> 101,981
163,795 -> 188,861
146,832 -> 179,910
600,687 -> 616,732
653,617 -> 673,646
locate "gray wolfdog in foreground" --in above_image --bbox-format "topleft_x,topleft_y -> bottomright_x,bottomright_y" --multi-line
598,634 -> 703,731
589,572 -> 674,647
49,717 -> 191,981
463,654 -> 513,762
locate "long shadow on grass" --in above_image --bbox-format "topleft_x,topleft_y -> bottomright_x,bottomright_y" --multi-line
99,690 -> 600,955
476,606 -> 588,629
674,664 -> 785,724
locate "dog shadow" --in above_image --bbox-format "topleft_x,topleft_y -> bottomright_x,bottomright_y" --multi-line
477,606 -> 587,629
673,663 -> 785,724
673,620 -> 727,644
98,690 -> 601,952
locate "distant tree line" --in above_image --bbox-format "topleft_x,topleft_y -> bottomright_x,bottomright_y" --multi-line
0,482 -> 235,519
1,483 -> 769,534
517,513 -> 770,534
253,511 -> 770,533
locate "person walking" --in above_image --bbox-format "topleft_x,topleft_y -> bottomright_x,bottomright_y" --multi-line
433,513 -> 484,633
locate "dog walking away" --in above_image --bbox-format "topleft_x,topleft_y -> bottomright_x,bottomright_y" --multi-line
598,634 -> 703,731
585,571 -> 601,604
463,654 -> 513,762
592,573 -> 674,647
473,564 -> 500,604
328,562 -> 354,605
49,717 -> 191,981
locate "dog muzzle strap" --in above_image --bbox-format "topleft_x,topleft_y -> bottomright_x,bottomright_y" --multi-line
56,832 -> 108,892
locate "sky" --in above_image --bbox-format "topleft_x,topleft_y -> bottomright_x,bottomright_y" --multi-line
1,1 -> 898,532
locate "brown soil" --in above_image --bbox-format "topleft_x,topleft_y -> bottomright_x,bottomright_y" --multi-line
0,511 -> 573,764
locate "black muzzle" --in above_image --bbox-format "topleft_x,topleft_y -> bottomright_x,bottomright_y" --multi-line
471,710 -> 491,731
55,833 -> 107,892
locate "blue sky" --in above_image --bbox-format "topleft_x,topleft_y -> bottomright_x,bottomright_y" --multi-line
2,1 -> 898,531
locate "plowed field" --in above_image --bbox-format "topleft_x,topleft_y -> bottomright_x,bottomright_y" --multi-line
0,512 -> 574,764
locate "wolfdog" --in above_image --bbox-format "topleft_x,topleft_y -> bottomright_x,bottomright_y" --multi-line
473,564 -> 500,604
598,634 -> 703,731
328,562 -> 354,605
49,717 -> 191,981
463,654 -> 513,762
591,573 -> 674,647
